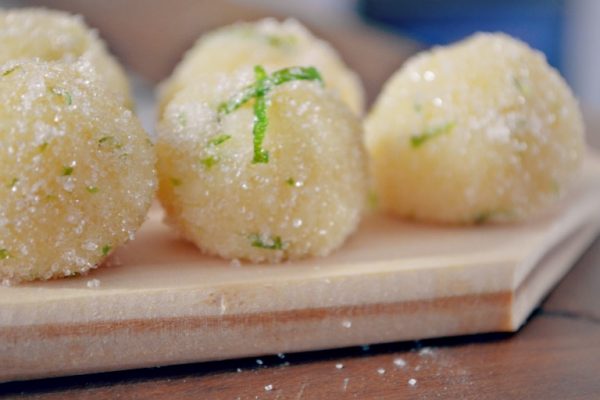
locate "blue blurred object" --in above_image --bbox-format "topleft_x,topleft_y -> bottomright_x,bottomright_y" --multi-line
357,0 -> 566,71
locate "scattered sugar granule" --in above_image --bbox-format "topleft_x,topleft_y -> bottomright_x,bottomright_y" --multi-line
236,368 -> 243,373
86,279 -> 101,288
419,347 -> 435,357
377,368 -> 386,375
335,363 -> 344,370
277,353 -> 286,359
256,359 -> 264,365
342,377 -> 350,391
264,384 -> 273,391
408,378 -> 417,386
361,345 -> 371,351
393,358 -> 407,368
341,320 -> 352,328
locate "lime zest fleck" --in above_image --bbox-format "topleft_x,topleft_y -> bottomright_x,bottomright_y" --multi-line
249,233 -> 285,250
367,191 -> 379,210
512,76 -> 531,97
0,248 -> 10,260
474,209 -> 515,224
170,177 -> 182,187
217,84 -> 260,115
62,166 -> 74,176
269,66 -> 323,87
101,245 -> 112,256
285,178 -> 296,186
200,155 -> 219,169
208,134 -> 232,146
2,65 -> 21,76
38,142 -> 48,153
410,121 -> 456,148
266,34 -> 297,48
252,67 -> 270,164
86,186 -> 99,193
217,65 -> 324,164
98,136 -> 123,149
50,87 -> 72,106
7,177 -> 18,189
177,112 -> 188,128
474,212 -> 492,225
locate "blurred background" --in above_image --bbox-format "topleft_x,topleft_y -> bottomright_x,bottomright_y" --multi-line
2,0 -> 599,143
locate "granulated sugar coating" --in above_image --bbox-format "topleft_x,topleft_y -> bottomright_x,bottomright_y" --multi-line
157,69 -> 367,263
0,61 -> 156,282
365,33 -> 585,224
0,8 -> 132,108
157,18 -> 364,116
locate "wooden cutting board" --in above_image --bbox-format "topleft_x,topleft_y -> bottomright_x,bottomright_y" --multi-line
2,153 -> 600,383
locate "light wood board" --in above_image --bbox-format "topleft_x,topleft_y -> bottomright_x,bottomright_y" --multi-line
1,154 -> 600,383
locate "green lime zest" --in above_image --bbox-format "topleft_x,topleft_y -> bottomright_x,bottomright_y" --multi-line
50,87 -> 72,106
252,66 -> 270,163
2,65 -> 21,76
410,121 -> 456,148
38,142 -> 48,153
512,76 -> 531,97
177,112 -> 188,128
0,248 -> 10,260
208,134 -> 232,146
62,166 -> 74,176
266,34 -> 297,48
474,212 -> 492,225
170,177 -> 182,187
101,245 -> 112,256
217,65 -> 324,164
86,186 -> 99,193
249,234 -> 285,250
367,191 -> 379,210
285,178 -> 296,186
7,178 -> 18,189
98,136 -> 123,149
200,155 -> 219,169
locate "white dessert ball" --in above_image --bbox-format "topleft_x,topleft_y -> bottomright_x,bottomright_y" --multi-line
0,8 -> 133,108
158,18 -> 364,116
157,67 -> 367,262
365,33 -> 585,224
0,61 -> 156,282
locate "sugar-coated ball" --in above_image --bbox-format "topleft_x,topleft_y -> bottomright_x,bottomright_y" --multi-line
0,61 -> 156,282
157,68 -> 367,262
0,8 -> 132,108
158,18 -> 364,116
365,33 -> 585,224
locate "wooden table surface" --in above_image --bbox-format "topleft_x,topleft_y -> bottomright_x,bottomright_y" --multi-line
5,2 -> 600,398
0,237 -> 598,399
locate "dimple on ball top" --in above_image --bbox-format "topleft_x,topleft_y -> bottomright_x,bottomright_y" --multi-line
0,8 -> 133,108
157,66 -> 367,263
0,61 -> 156,282
365,33 -> 585,224
157,18 -> 364,117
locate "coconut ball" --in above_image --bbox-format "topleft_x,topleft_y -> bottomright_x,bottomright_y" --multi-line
0,8 -> 132,108
0,61 -> 156,282
365,33 -> 585,224
157,67 -> 367,262
158,18 -> 364,116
